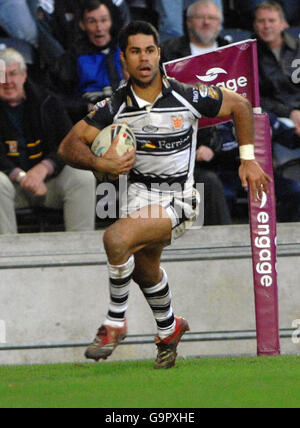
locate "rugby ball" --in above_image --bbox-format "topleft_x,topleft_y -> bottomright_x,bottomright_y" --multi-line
91,123 -> 136,181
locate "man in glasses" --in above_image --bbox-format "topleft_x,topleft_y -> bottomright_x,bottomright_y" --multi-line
162,0 -> 225,61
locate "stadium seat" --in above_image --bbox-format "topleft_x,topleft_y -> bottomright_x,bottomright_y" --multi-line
220,28 -> 252,44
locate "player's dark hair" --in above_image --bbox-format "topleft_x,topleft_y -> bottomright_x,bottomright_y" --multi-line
118,21 -> 160,54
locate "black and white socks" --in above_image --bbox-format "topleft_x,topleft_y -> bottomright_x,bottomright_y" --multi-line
104,257 -> 175,339
104,255 -> 135,328
139,268 -> 176,339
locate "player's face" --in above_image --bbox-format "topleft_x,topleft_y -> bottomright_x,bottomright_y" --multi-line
122,34 -> 161,88
187,3 -> 222,45
0,62 -> 27,106
254,8 -> 286,46
80,4 -> 112,48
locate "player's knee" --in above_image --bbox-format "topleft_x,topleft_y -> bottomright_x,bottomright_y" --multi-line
103,226 -> 131,262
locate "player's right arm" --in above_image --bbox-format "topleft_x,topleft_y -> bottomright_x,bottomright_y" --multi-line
59,120 -> 136,176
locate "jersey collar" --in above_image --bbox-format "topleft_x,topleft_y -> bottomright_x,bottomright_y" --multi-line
125,73 -> 172,108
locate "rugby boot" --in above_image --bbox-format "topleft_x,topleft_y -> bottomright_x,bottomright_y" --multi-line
154,316 -> 190,369
85,321 -> 127,361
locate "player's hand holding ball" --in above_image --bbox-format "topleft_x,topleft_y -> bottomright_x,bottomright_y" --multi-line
91,123 -> 136,181
104,135 -> 136,177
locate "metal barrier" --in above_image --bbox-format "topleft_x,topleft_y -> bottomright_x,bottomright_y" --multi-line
0,330 -> 295,352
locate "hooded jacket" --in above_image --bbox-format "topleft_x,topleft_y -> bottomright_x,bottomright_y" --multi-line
48,36 -> 124,121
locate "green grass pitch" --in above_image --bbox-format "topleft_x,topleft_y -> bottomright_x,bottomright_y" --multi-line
0,356 -> 299,408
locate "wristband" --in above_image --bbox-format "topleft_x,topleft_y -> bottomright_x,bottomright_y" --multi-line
239,145 -> 255,160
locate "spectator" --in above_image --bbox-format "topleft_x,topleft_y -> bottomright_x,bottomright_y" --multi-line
30,0 -> 66,64
47,0 -> 125,123
0,48 -> 96,234
162,0 -> 226,61
224,0 -> 300,31
162,0 -> 231,225
254,2 -> 300,178
157,0 -> 223,42
0,1 -> 66,59
254,2 -> 300,124
0,0 -> 38,48
34,0 -> 130,52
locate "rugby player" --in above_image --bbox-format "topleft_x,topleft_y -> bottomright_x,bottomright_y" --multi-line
59,21 -> 271,369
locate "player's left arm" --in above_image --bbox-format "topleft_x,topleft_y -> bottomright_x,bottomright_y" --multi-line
217,87 -> 272,202
59,120 -> 136,176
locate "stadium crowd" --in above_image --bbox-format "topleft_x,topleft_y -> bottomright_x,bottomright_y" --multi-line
0,0 -> 300,233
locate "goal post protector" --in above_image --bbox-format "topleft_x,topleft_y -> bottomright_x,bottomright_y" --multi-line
250,113 -> 280,356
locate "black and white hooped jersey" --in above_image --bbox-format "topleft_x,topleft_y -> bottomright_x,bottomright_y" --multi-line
84,76 -> 223,191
